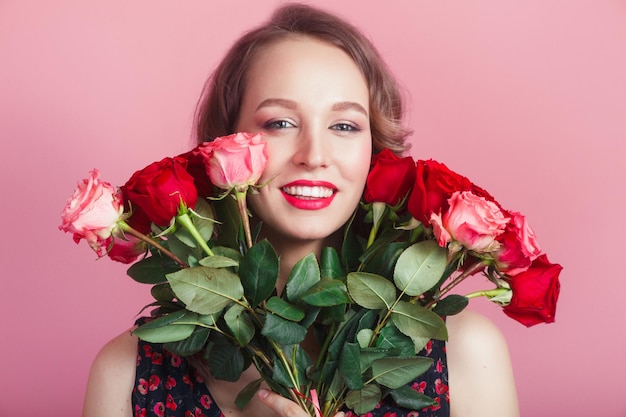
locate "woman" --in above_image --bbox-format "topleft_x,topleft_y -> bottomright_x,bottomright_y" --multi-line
83,4 -> 519,417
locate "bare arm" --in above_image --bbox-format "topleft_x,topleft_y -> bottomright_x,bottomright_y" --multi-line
446,310 -> 519,417
82,329 -> 138,417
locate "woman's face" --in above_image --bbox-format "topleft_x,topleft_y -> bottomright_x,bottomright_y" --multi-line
235,37 -> 372,247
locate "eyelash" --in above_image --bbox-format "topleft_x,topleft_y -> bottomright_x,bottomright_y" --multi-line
262,119 -> 362,132
263,119 -> 294,130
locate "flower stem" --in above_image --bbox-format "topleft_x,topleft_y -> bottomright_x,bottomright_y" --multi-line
425,261 -> 487,309
118,221 -> 188,268
176,212 -> 214,257
465,288 -> 508,299
235,189 -> 253,249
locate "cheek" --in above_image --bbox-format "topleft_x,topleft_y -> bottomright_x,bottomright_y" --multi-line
347,142 -> 373,186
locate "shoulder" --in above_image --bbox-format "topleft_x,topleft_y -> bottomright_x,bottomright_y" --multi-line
82,328 -> 138,417
445,310 -> 520,417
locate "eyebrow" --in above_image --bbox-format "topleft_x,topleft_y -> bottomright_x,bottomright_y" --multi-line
256,98 -> 368,116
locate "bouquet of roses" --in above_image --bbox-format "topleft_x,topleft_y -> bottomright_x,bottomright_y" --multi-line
60,133 -> 561,416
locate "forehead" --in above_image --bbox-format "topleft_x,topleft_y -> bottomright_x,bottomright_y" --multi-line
243,37 -> 369,107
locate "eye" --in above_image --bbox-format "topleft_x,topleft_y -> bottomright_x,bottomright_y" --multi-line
263,119 -> 295,130
330,122 -> 361,132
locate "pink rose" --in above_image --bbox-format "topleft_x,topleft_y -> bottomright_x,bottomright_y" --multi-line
496,211 -> 542,275
430,191 -> 509,253
59,169 -> 124,257
197,132 -> 267,191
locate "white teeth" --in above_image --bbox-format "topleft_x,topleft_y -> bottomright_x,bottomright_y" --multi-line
282,185 -> 334,198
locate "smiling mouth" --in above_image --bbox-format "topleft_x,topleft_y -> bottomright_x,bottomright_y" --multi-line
281,185 -> 335,199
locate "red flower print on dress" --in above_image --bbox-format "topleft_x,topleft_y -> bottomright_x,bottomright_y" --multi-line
436,358 -> 443,373
149,375 -> 161,391
153,402 -> 165,417
137,378 -> 148,395
166,393 -> 177,411
435,378 -> 449,395
143,344 -> 153,358
407,412 -> 420,417
424,340 -> 433,356
200,394 -> 212,409
428,397 -> 441,411
165,375 -> 177,390
194,407 -> 206,417
151,352 -> 163,365
383,412 -> 397,417
171,354 -> 182,367
134,405 -> 147,417
411,380 -> 427,394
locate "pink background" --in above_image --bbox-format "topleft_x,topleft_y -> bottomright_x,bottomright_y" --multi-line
1,1 -> 625,416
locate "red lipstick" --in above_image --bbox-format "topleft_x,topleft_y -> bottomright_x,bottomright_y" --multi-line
281,180 -> 337,210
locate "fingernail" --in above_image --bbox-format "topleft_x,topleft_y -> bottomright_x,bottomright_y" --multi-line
258,389 -> 269,399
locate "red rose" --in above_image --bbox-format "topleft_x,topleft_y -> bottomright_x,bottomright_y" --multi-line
107,234 -> 147,264
408,160 -> 474,224
179,149 -> 213,198
364,149 -> 416,206
503,254 -> 562,327
124,156 -> 198,226
408,160 -> 499,224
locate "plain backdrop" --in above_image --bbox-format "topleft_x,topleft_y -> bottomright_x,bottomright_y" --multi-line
1,1 -> 625,416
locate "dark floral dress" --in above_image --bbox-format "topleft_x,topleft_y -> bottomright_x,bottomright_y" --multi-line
132,337 -> 449,417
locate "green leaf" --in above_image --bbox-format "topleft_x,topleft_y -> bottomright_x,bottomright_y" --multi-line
224,304 -> 255,346
199,255 -> 239,268
239,240 -> 279,306
358,347 -> 397,373
164,326 -> 210,356
261,313 -> 307,345
328,309 -> 367,360
132,311 -> 197,343
301,278 -> 350,306
376,325 -> 416,357
266,296 -> 305,322
356,329 -> 374,348
391,301 -> 448,341
166,266 -> 244,315
347,272 -> 396,309
212,196 -> 241,249
207,337 -> 244,382
372,357 -> 434,389
127,255 -> 179,284
191,197 -> 216,242
212,246 -> 243,264
361,241 -> 411,278
285,253 -> 321,303
321,247 -> 344,279
390,385 -> 437,409
393,241 -> 447,296
151,283 -> 175,302
273,358 -> 295,388
235,378 -> 263,410
339,343 -> 364,389
433,294 -> 469,316
344,384 -> 382,415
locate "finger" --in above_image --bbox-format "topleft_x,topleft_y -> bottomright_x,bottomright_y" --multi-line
257,389 -> 310,417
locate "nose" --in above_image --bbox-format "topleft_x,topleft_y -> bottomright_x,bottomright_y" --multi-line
291,126 -> 329,169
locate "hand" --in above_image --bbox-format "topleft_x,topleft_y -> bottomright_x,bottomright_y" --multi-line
257,389 -> 345,417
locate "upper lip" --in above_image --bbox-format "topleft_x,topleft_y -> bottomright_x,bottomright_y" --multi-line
281,180 -> 337,198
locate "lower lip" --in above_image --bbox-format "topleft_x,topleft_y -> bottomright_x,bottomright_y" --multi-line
281,191 -> 336,210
